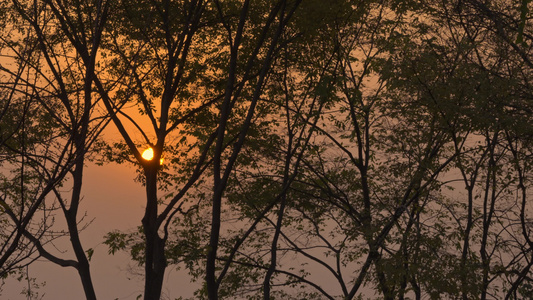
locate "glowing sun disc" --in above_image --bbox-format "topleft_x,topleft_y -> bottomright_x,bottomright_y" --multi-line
141,147 -> 164,165
142,148 -> 154,160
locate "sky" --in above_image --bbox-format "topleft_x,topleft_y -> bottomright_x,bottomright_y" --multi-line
2,161 -> 199,300
1,158 -> 363,299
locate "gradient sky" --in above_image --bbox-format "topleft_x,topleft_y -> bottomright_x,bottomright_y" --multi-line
3,161 -> 199,299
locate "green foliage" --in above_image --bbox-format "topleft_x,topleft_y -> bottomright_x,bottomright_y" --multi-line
3,0 -> 533,299
104,231 -> 133,255
104,227 -> 147,265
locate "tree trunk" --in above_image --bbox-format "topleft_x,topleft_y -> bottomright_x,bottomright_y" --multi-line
206,185 -> 222,300
142,165 -> 167,300
68,147 -> 97,300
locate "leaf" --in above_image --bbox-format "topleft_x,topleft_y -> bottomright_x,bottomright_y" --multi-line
86,248 -> 94,262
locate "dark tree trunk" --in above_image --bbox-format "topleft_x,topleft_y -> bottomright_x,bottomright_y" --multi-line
65,162 -> 97,300
142,165 -> 167,300
206,183 -> 222,300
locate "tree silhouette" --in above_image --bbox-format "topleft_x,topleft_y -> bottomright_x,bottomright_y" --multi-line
1,0 -> 532,299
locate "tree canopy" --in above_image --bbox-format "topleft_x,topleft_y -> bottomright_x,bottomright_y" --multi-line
1,0 -> 532,299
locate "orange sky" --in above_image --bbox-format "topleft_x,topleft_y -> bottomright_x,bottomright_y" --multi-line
2,161 -> 198,299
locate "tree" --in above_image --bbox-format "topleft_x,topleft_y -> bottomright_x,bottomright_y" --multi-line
95,0 -> 302,299
372,0 -> 533,298
1,0 -> 532,299
169,0 -> 533,299
0,0 -> 110,299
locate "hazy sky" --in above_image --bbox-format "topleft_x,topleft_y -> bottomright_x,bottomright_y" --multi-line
3,162 -> 199,299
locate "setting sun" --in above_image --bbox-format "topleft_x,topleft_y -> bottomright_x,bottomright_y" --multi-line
141,147 -> 164,165
141,147 -> 154,160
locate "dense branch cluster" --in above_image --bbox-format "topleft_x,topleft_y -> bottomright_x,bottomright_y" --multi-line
0,0 -> 532,299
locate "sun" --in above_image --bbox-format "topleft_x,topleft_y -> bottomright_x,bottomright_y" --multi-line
142,147 -> 154,160
141,147 -> 164,165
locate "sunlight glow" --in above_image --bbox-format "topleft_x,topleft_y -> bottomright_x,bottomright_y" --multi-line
142,148 -> 154,160
141,147 -> 164,165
